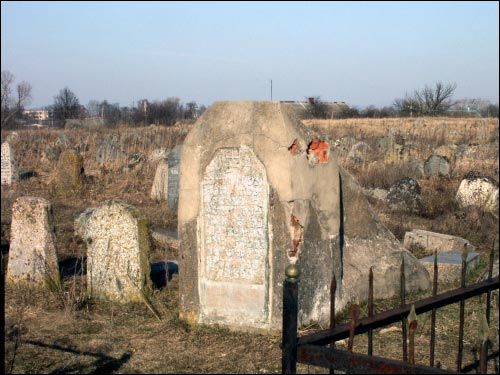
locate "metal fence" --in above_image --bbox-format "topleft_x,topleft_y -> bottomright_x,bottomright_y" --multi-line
282,245 -> 499,374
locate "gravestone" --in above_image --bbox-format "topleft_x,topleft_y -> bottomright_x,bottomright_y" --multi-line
178,101 -> 430,331
6,197 -> 60,287
150,159 -> 169,202
74,208 -> 96,238
456,172 -> 499,214
387,177 -> 422,213
1,142 -> 18,185
433,145 -> 456,163
404,229 -> 475,255
424,154 -> 450,177
148,148 -> 170,164
419,251 -> 480,284
55,149 -> 84,191
95,136 -> 125,166
348,141 -> 371,163
167,144 -> 182,209
83,200 -> 152,302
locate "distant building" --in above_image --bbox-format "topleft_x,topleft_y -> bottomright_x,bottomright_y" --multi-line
23,109 -> 50,121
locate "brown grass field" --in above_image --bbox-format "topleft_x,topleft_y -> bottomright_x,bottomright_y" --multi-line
2,116 -> 499,373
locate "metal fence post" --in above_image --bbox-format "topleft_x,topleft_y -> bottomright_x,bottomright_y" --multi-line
282,264 -> 300,374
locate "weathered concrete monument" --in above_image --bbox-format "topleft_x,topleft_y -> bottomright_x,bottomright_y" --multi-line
6,197 -> 60,287
1,141 -> 18,185
83,200 -> 152,302
178,101 -> 430,331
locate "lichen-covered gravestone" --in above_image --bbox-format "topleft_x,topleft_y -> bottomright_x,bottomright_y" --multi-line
55,149 -> 85,191
1,142 -> 18,185
6,197 -> 60,287
456,171 -> 499,214
178,101 -> 430,331
83,200 -> 152,302
387,177 -> 422,213
167,144 -> 182,209
150,159 -> 169,202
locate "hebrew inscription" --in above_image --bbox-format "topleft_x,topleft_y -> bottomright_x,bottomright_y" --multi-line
200,146 -> 269,323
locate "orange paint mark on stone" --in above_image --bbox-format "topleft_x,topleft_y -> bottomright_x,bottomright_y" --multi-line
288,139 -> 301,155
289,215 -> 304,258
308,138 -> 330,163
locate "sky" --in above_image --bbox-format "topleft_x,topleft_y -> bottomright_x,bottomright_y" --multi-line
1,1 -> 499,109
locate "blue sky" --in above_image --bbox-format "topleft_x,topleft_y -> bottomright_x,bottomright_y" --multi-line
1,1 -> 498,108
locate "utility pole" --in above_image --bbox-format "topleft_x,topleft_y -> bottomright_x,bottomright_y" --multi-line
270,79 -> 273,101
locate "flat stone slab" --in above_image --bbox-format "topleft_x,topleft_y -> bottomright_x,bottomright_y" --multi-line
151,228 -> 179,250
404,229 -> 475,254
419,251 -> 480,284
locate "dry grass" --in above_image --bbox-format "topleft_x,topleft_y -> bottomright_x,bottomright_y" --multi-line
2,117 -> 499,373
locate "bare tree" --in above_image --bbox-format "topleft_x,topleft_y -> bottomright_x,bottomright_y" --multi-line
1,71 -> 32,129
1,70 -> 14,111
414,82 -> 456,116
393,95 -> 421,117
53,87 -> 80,126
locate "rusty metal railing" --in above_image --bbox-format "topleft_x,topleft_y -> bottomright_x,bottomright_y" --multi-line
282,244 -> 499,374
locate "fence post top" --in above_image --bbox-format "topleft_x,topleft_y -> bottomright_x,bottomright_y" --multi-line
285,264 -> 300,281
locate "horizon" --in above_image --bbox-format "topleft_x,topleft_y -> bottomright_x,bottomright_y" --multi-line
1,1 -> 499,109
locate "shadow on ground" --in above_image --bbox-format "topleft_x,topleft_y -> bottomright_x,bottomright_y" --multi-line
22,339 -> 132,374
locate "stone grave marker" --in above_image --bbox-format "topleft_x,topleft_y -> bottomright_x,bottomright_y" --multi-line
178,101 -> 430,331
1,142 -> 18,185
150,159 -> 169,202
6,197 -> 60,287
83,200 -> 152,302
424,154 -> 450,177
404,229 -> 475,255
55,149 -> 85,191
456,172 -> 498,214
387,177 -> 422,213
167,144 -> 182,209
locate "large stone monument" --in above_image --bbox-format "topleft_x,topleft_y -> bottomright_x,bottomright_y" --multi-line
1,142 -> 18,185
6,197 -> 60,287
178,101 -> 430,331
83,200 -> 152,302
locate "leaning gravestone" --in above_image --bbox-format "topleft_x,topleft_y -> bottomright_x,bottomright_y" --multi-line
1,142 -> 18,185
178,101 -> 430,331
83,200 -> 152,302
150,159 -> 169,202
167,144 -> 182,209
6,197 -> 60,287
